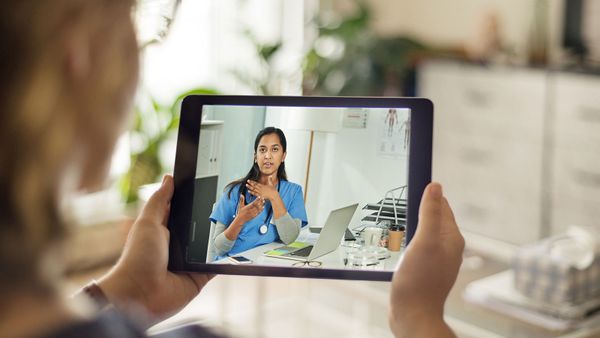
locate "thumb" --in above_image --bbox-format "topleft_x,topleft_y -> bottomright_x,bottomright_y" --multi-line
415,182 -> 444,238
268,175 -> 274,186
140,175 -> 174,224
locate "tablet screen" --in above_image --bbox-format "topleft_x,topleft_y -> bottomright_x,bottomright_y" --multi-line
169,96 -> 432,280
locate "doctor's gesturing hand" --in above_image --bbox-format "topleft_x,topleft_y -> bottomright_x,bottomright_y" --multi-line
247,175 -> 288,219
235,194 -> 265,223
223,194 -> 265,241
246,176 -> 279,201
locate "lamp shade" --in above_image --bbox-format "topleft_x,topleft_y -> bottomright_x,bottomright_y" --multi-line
267,106 -> 343,133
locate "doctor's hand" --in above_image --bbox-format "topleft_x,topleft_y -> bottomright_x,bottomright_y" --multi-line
235,193 -> 265,223
389,182 -> 464,338
246,177 -> 279,201
98,175 -> 214,326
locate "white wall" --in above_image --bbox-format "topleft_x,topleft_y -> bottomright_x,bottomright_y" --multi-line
266,107 -> 409,228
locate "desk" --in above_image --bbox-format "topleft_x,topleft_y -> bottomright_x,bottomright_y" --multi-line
213,230 -> 402,271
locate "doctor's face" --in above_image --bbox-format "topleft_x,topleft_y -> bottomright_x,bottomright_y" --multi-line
255,133 -> 286,177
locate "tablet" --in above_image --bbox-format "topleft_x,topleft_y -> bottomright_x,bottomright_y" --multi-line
167,96 -> 432,281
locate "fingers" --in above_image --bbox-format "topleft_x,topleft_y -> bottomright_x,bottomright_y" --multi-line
415,182 -> 444,238
185,273 -> 216,293
246,180 -> 261,197
441,197 -> 465,252
415,183 -> 465,253
441,197 -> 459,233
248,195 -> 265,210
140,175 -> 174,224
246,184 -> 258,196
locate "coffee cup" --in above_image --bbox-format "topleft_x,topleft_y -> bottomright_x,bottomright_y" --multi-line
388,229 -> 405,251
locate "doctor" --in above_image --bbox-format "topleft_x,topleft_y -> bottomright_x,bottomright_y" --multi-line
210,127 -> 308,260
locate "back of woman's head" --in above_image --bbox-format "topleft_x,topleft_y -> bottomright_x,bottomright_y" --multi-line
0,0 -> 137,293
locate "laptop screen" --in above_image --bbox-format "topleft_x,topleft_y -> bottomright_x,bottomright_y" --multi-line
185,104 -> 410,272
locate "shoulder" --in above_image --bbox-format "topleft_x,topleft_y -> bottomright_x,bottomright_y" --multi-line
223,182 -> 242,199
280,180 -> 303,197
281,180 -> 301,192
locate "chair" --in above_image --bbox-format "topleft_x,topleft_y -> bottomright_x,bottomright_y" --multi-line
205,220 -> 217,263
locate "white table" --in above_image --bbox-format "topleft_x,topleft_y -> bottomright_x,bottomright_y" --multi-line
213,230 -> 402,271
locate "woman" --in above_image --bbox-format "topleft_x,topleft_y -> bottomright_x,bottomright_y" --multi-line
210,127 -> 308,260
0,0 -> 463,337
1,1 -> 216,337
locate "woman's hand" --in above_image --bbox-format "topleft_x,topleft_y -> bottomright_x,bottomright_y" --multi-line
246,177 -> 287,219
222,194 -> 265,242
246,176 -> 278,201
98,175 -> 214,325
235,193 -> 265,223
389,182 -> 464,338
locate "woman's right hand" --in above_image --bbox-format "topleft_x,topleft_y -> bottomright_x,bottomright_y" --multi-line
223,194 -> 265,242
389,182 -> 464,338
235,194 -> 264,223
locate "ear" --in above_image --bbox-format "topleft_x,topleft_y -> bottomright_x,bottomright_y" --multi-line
282,151 -> 286,162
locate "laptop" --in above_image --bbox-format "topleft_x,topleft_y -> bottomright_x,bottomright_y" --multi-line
264,203 -> 359,261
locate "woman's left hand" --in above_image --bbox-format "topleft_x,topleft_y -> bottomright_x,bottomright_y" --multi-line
98,175 -> 214,325
247,176 -> 279,201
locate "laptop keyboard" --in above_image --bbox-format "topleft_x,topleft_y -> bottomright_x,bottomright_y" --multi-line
289,245 -> 314,257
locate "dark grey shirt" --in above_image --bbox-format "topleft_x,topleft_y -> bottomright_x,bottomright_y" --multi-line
42,310 -> 226,338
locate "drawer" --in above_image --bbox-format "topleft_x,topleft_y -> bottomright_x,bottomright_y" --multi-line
434,130 -> 544,188
552,148 -> 600,203
450,185 -> 541,244
450,67 -> 546,128
554,73 -> 600,146
432,87 -> 545,146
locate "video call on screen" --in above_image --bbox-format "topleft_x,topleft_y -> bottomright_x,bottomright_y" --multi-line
186,105 -> 410,271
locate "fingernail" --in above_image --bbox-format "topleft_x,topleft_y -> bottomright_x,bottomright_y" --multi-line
429,182 -> 443,200
162,175 -> 168,186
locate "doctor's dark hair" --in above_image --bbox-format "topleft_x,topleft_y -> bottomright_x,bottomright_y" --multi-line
225,127 -> 288,199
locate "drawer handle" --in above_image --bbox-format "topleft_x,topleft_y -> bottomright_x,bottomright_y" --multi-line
459,148 -> 492,165
464,89 -> 491,108
462,203 -> 488,220
577,107 -> 600,123
573,169 -> 600,187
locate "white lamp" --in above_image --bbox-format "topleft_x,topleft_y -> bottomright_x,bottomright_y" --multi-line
285,107 -> 343,201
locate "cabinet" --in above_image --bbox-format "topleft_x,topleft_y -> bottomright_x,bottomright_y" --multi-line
419,61 -> 547,245
189,120 -> 223,262
551,73 -> 600,234
196,121 -> 224,178
420,60 -> 600,245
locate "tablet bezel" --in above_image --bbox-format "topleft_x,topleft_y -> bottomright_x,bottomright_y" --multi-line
168,95 -> 433,281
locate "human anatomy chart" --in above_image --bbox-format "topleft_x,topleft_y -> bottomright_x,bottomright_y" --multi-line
377,108 -> 410,158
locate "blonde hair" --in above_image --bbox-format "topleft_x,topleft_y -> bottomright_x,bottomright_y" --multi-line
0,0 -> 137,292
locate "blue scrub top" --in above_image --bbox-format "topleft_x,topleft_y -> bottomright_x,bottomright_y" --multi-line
209,180 -> 308,258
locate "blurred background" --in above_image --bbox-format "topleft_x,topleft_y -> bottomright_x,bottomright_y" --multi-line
65,0 -> 600,337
